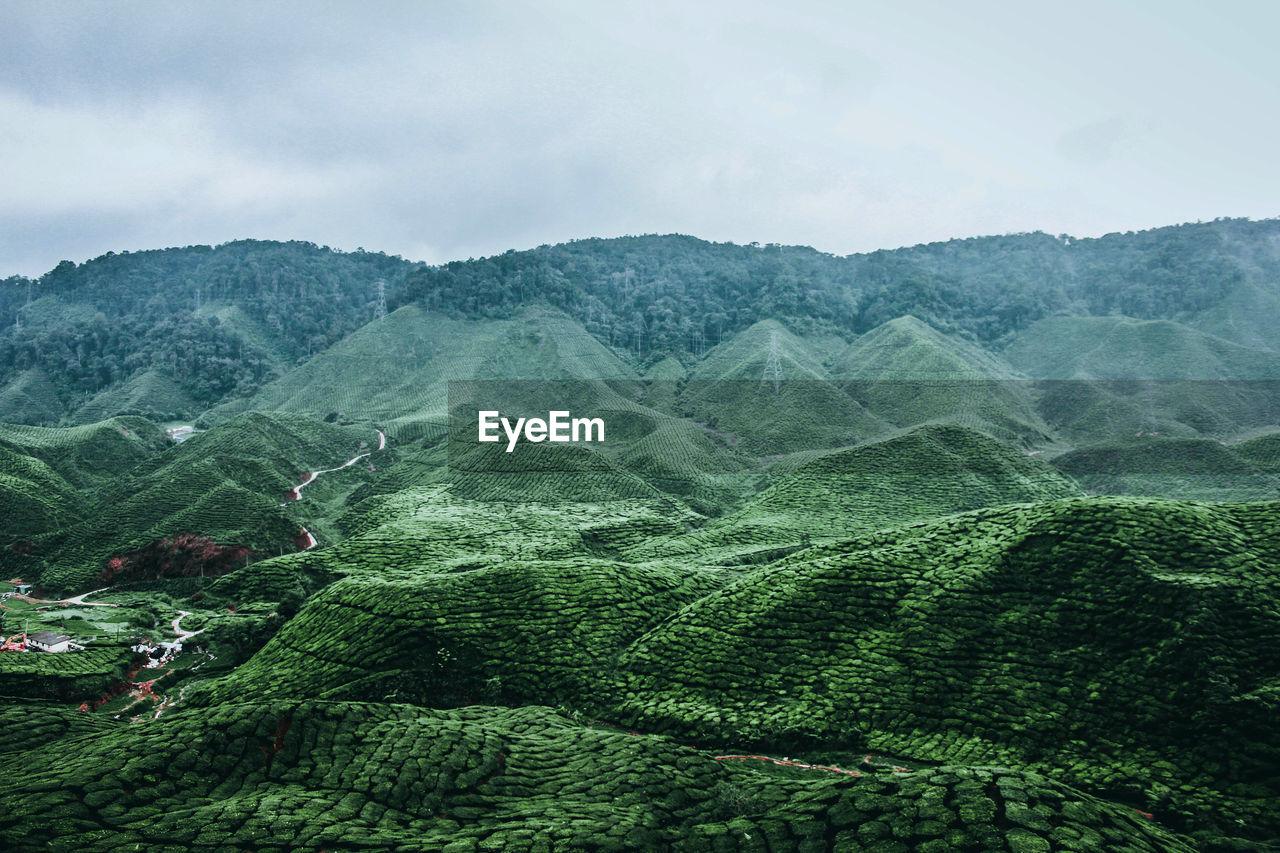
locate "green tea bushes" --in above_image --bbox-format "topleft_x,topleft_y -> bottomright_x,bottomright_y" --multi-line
0,700 -> 1197,852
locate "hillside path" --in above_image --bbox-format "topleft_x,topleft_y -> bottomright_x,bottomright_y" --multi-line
58,587 -> 119,607
171,610 -> 204,641
291,428 -> 387,551
290,429 -> 386,500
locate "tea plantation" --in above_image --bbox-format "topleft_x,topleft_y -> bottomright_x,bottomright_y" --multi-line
0,699 -> 1203,852
3,270 -> 1280,850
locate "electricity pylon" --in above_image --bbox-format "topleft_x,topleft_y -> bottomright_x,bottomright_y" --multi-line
762,330 -> 783,393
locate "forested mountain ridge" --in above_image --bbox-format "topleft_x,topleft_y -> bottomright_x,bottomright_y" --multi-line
396,216 -> 1280,355
0,241 -> 419,422
2,217 -> 1279,427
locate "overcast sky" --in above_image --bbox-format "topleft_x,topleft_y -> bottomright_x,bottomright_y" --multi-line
2,1 -> 1278,277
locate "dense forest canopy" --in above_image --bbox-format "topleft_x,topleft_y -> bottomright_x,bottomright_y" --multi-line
396,217 -> 1280,356
0,241 -> 418,416
2,217 -> 1278,421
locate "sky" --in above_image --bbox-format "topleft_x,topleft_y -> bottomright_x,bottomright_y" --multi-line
2,0 -> 1279,277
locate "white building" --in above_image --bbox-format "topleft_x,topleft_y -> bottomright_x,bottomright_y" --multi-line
27,631 -> 71,653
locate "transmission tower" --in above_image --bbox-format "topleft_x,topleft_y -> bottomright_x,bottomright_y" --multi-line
374,279 -> 387,322
762,329 -> 783,393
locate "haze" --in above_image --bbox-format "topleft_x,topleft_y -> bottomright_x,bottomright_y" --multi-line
2,0 -> 1278,277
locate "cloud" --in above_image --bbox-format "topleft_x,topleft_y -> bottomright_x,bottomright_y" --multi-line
1057,117 -> 1128,166
1,2 -> 1279,277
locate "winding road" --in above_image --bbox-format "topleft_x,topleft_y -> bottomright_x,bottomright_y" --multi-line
59,587 -> 119,607
171,610 -> 204,641
290,430 -> 386,501
291,429 -> 385,551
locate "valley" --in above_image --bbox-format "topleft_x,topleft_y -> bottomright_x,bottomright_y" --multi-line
1,222 -> 1279,851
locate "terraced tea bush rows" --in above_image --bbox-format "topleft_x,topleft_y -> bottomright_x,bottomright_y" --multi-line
0,368 -> 67,426
611,499 -> 1280,845
623,424 -> 1080,564
4,298 -> 1280,850
72,368 -> 197,425
198,557 -> 724,709
3,411 -> 383,592
0,416 -> 165,488
0,699 -> 122,751
203,306 -> 642,444
1052,436 -> 1280,501
0,700 -> 1198,852
0,645 -> 137,701
177,486 -> 1279,848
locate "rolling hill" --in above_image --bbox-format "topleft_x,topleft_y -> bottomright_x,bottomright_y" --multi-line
4,220 -> 1280,852
0,412 -> 384,592
833,316 -> 1051,444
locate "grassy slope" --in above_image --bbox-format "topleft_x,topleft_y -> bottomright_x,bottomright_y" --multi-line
1051,435 -> 1280,501
1007,316 -> 1280,441
1232,429 -> 1280,471
3,299 -> 1279,851
626,423 -> 1080,564
0,368 -> 67,426
0,416 -> 165,490
612,498 -> 1280,845
0,444 -> 87,541
71,368 -> 198,425
1004,316 -> 1280,380
1193,278 -> 1280,352
832,316 -> 1016,380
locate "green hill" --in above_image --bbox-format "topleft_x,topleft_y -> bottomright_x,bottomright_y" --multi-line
204,304 -> 640,442
1051,436 -> 1280,501
0,416 -> 165,489
72,368 -> 198,424
185,492 -> 1277,848
691,319 -> 835,383
833,316 -> 1015,379
833,316 -> 1050,444
636,423 -> 1079,562
1005,316 -> 1280,380
612,498 -> 1280,846
680,320 -> 886,454
643,354 -> 687,380
0,700 -> 1198,852
0,368 -> 67,426
1193,278 -> 1280,352
0,416 -> 168,554
1007,317 -> 1280,440
0,445 -> 85,542
1231,430 -> 1280,472
2,412 -> 383,592
8,221 -> 1280,851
